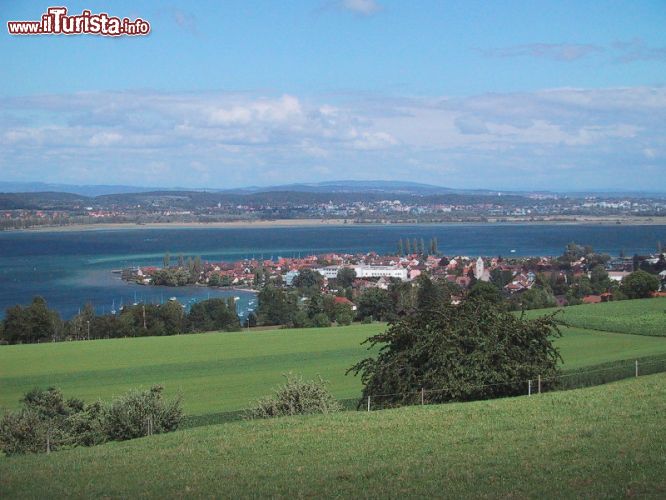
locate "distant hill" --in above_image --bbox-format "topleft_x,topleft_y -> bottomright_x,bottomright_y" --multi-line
1,180 -> 663,198
0,188 -> 535,211
0,180 -> 525,198
0,182 -> 169,197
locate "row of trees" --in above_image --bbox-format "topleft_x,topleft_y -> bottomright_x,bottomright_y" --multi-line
396,237 -> 438,256
256,286 -> 355,328
500,268 -> 660,310
150,254 -> 205,286
0,296 -> 240,345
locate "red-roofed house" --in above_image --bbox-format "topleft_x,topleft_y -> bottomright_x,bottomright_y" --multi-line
333,296 -> 357,311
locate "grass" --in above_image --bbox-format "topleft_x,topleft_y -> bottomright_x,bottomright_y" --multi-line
0,323 -> 384,416
555,326 -> 666,369
1,373 -> 665,498
2,301 -> 666,419
524,297 -> 666,337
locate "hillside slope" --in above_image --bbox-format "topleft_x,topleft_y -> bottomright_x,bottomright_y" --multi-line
2,314 -> 666,417
524,297 -> 666,337
2,373 -> 665,498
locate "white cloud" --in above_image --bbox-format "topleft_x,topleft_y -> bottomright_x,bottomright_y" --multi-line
0,87 -> 664,190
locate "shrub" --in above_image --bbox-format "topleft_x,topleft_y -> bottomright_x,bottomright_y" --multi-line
312,312 -> 332,328
65,401 -> 107,447
248,374 -> 342,419
0,409 -> 47,455
0,387 -> 92,455
335,307 -> 354,326
0,386 -> 182,455
103,385 -> 182,441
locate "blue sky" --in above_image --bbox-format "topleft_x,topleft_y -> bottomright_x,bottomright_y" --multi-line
1,0 -> 665,191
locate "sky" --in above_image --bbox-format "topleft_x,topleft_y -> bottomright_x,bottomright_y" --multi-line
1,0 -> 665,191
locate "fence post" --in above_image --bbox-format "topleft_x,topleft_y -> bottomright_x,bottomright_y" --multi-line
367,395 -> 371,412
528,379 -> 532,396
538,375 -> 541,394
635,360 -> 639,377
421,387 -> 425,405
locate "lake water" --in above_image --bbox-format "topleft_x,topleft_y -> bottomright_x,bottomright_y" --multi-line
0,223 -> 664,319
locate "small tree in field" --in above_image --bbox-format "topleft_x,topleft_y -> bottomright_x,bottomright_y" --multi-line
349,296 -> 561,407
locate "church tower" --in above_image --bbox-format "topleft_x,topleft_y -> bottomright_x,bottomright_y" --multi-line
474,257 -> 484,280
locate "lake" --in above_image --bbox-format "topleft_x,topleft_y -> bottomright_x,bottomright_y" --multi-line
0,223 -> 664,319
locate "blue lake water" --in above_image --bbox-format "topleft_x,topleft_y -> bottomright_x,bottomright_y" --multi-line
0,223 -> 664,319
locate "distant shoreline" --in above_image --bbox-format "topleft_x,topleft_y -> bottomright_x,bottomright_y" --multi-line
7,215 -> 666,233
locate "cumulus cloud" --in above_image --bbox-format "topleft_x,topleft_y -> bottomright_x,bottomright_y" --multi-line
0,87 -> 664,190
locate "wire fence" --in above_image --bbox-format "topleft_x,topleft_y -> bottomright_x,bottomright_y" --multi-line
181,353 -> 666,429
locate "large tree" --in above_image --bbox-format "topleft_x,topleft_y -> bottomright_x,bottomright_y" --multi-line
356,288 -> 393,322
1,297 -> 61,344
256,286 -> 298,326
292,268 -> 324,291
349,296 -> 561,407
187,298 -> 240,332
621,270 -> 660,299
335,267 -> 357,289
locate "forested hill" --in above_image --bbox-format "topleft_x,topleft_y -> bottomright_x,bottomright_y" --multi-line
0,189 -> 535,211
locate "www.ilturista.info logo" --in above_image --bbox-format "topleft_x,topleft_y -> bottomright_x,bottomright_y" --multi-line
7,6 -> 150,36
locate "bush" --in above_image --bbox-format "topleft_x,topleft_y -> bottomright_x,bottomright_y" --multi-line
103,385 -> 182,441
0,387 -> 97,455
312,312 -> 332,328
65,401 -> 107,447
335,306 -> 354,326
0,386 -> 182,455
248,374 -> 342,419
0,409 -> 46,455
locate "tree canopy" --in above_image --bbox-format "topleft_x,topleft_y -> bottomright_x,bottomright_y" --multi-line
349,296 -> 561,407
621,270 -> 660,299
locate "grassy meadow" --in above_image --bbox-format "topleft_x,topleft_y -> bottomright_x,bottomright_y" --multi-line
2,299 -> 666,418
0,323 -> 384,416
524,297 -> 666,337
2,373 -> 665,498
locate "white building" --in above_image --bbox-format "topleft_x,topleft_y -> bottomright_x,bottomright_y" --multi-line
353,265 -> 408,281
608,271 -> 631,282
315,266 -> 342,279
284,270 -> 300,286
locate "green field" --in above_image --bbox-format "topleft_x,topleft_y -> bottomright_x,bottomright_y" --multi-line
524,297 -> 666,337
0,324 -> 384,416
2,373 -> 665,498
554,326 -> 666,369
2,301 -> 666,418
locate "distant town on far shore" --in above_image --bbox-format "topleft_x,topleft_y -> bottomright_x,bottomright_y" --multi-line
1,180 -> 666,231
